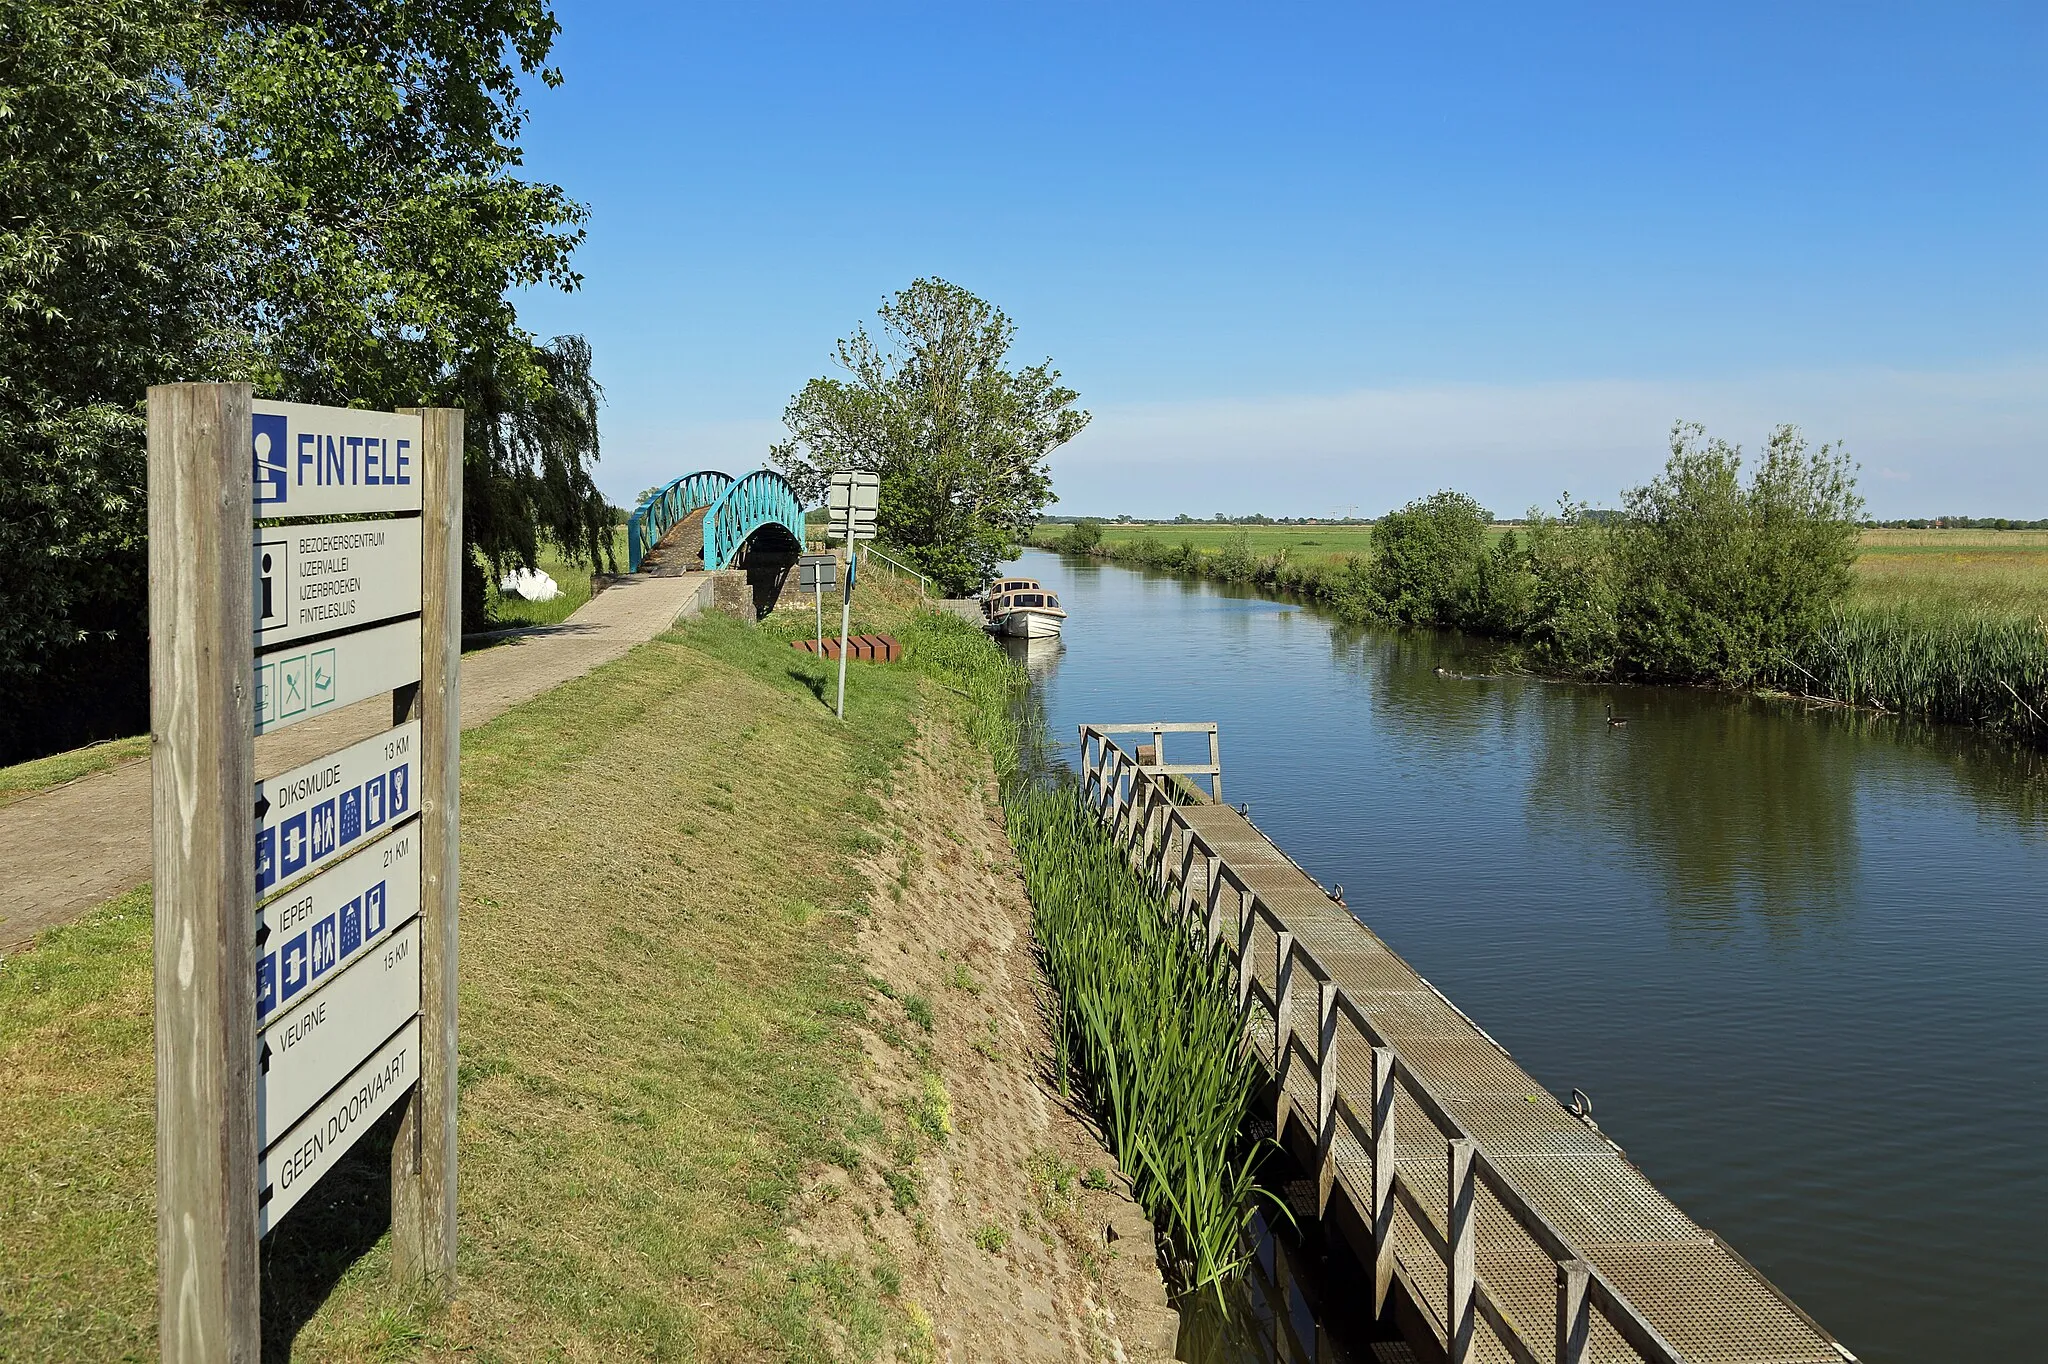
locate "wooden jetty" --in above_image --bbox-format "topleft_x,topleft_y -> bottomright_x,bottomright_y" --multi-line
1079,723 -> 1854,1364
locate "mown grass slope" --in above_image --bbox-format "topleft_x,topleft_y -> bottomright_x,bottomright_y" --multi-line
1,584 -> 1003,1361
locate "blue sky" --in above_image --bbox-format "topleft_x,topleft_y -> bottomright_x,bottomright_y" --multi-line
512,3 -> 2047,518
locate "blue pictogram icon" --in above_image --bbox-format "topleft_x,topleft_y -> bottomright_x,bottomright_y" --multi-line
257,953 -> 277,1019
339,786 -> 362,846
309,914 -> 338,979
388,764 -> 410,818
280,813 -> 308,879
364,774 -> 387,831
280,933 -> 309,1002
364,881 -> 387,938
340,895 -> 363,956
256,827 -> 277,893
253,413 -> 288,505
310,799 -> 337,860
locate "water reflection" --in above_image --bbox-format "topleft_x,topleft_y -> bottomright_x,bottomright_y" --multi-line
1524,688 -> 1860,941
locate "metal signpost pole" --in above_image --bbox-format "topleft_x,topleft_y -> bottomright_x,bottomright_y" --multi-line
836,546 -> 852,720
149,382 -> 261,1363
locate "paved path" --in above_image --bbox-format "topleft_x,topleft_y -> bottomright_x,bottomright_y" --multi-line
0,570 -> 711,956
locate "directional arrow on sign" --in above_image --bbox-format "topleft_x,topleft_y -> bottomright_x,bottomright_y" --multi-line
254,793 -> 270,819
260,1040 -> 272,1074
255,923 -> 270,947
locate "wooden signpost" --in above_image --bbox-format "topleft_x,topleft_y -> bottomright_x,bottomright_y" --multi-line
148,385 -> 461,1361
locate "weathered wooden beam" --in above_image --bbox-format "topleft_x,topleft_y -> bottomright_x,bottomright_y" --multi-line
149,382 -> 260,1362
1448,1138 -> 1478,1363
391,407 -> 462,1289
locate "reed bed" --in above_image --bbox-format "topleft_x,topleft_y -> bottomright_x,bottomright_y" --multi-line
1781,603 -> 2048,737
1004,782 -> 1269,1303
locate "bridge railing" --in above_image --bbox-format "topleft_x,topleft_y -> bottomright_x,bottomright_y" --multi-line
702,469 -> 804,570
1076,724 -> 1707,1364
628,471 -> 731,572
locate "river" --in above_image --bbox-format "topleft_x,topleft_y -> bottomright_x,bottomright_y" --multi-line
1002,546 -> 2048,1364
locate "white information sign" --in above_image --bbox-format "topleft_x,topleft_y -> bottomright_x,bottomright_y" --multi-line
252,399 -> 424,519
257,822 -> 422,1027
258,918 -> 421,1147
256,721 -> 420,896
255,517 -> 421,649
259,1017 -> 420,1235
254,617 -> 421,736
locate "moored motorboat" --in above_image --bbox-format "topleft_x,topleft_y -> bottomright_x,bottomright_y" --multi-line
982,580 -> 1067,638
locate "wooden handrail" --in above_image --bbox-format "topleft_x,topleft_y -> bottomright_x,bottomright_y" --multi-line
1074,723 -> 1689,1364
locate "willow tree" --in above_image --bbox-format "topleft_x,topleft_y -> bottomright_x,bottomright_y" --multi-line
771,279 -> 1089,595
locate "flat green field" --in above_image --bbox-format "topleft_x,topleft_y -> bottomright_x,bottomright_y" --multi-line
1047,524 -> 2048,615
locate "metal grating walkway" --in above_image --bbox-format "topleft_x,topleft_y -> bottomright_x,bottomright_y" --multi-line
1080,727 -> 1850,1364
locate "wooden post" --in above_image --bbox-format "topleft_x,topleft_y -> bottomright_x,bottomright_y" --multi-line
1208,724 -> 1223,805
1315,980 -> 1338,1216
149,382 -> 260,1362
1272,929 -> 1295,1136
1448,1138 -> 1477,1364
391,407 -> 462,1289
1556,1258 -> 1591,1364
1370,1046 -> 1396,1317
1237,903 -> 1257,1017
1204,853 -> 1224,957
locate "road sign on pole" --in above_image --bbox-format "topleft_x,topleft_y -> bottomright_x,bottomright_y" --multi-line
826,469 -> 878,543
825,472 -> 879,720
150,387 -> 461,1357
799,553 -> 836,652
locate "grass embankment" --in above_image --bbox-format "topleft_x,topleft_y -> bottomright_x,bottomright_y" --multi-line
0,581 -> 1030,1360
1006,785 -> 1265,1303
0,736 -> 152,807
1034,524 -> 2048,740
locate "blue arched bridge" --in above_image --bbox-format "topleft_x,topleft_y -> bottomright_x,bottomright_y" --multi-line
627,469 -> 805,573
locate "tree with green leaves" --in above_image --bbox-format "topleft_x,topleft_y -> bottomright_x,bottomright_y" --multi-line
770,279 -> 1089,595
0,0 -> 609,758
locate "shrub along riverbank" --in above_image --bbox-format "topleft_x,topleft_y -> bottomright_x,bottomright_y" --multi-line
1039,424 -> 2048,744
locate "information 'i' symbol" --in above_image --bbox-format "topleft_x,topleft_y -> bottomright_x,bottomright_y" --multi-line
260,551 -> 275,621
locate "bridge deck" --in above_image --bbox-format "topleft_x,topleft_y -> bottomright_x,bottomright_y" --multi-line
1154,798 -> 1842,1364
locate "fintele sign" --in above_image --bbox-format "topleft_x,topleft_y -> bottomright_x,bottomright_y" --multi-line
251,399 -> 424,518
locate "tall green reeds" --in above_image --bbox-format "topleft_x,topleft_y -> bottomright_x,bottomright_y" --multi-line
1781,602 -> 2048,738
1004,783 -> 1268,1302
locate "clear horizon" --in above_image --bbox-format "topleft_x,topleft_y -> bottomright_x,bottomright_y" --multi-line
513,3 -> 2047,520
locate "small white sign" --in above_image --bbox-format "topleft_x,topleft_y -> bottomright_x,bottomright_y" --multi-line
254,617 -> 420,736
259,1017 -> 419,1235
256,721 -> 420,896
252,400 -> 424,519
255,517 -> 421,648
258,917 -> 420,1147
257,822 -> 421,1027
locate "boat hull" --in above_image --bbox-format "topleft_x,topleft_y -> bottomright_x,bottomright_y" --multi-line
987,609 -> 1064,638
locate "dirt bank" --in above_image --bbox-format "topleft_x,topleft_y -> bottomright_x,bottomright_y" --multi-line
792,714 -> 1180,1362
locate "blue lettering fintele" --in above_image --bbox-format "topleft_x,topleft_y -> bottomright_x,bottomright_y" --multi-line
395,438 -> 412,485
364,437 -> 381,485
297,433 -> 316,487
346,435 -> 364,486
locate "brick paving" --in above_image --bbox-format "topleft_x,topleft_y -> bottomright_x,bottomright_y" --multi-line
0,570 -> 711,956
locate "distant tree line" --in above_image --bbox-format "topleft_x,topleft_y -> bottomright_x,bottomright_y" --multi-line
1,0 -> 611,762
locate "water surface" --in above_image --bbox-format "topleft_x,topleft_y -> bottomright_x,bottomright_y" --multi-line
1008,547 -> 2048,1364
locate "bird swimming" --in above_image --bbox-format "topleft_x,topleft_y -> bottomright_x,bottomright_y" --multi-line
1605,704 -> 1628,728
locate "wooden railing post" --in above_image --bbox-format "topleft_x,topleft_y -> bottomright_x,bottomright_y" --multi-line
1204,855 -> 1225,957
1371,1046 -> 1396,1316
1237,907 -> 1257,1017
1273,930 -> 1296,1136
1448,1138 -> 1477,1364
1315,980 -> 1338,1216
1209,725 -> 1223,805
1557,1258 -> 1591,1364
